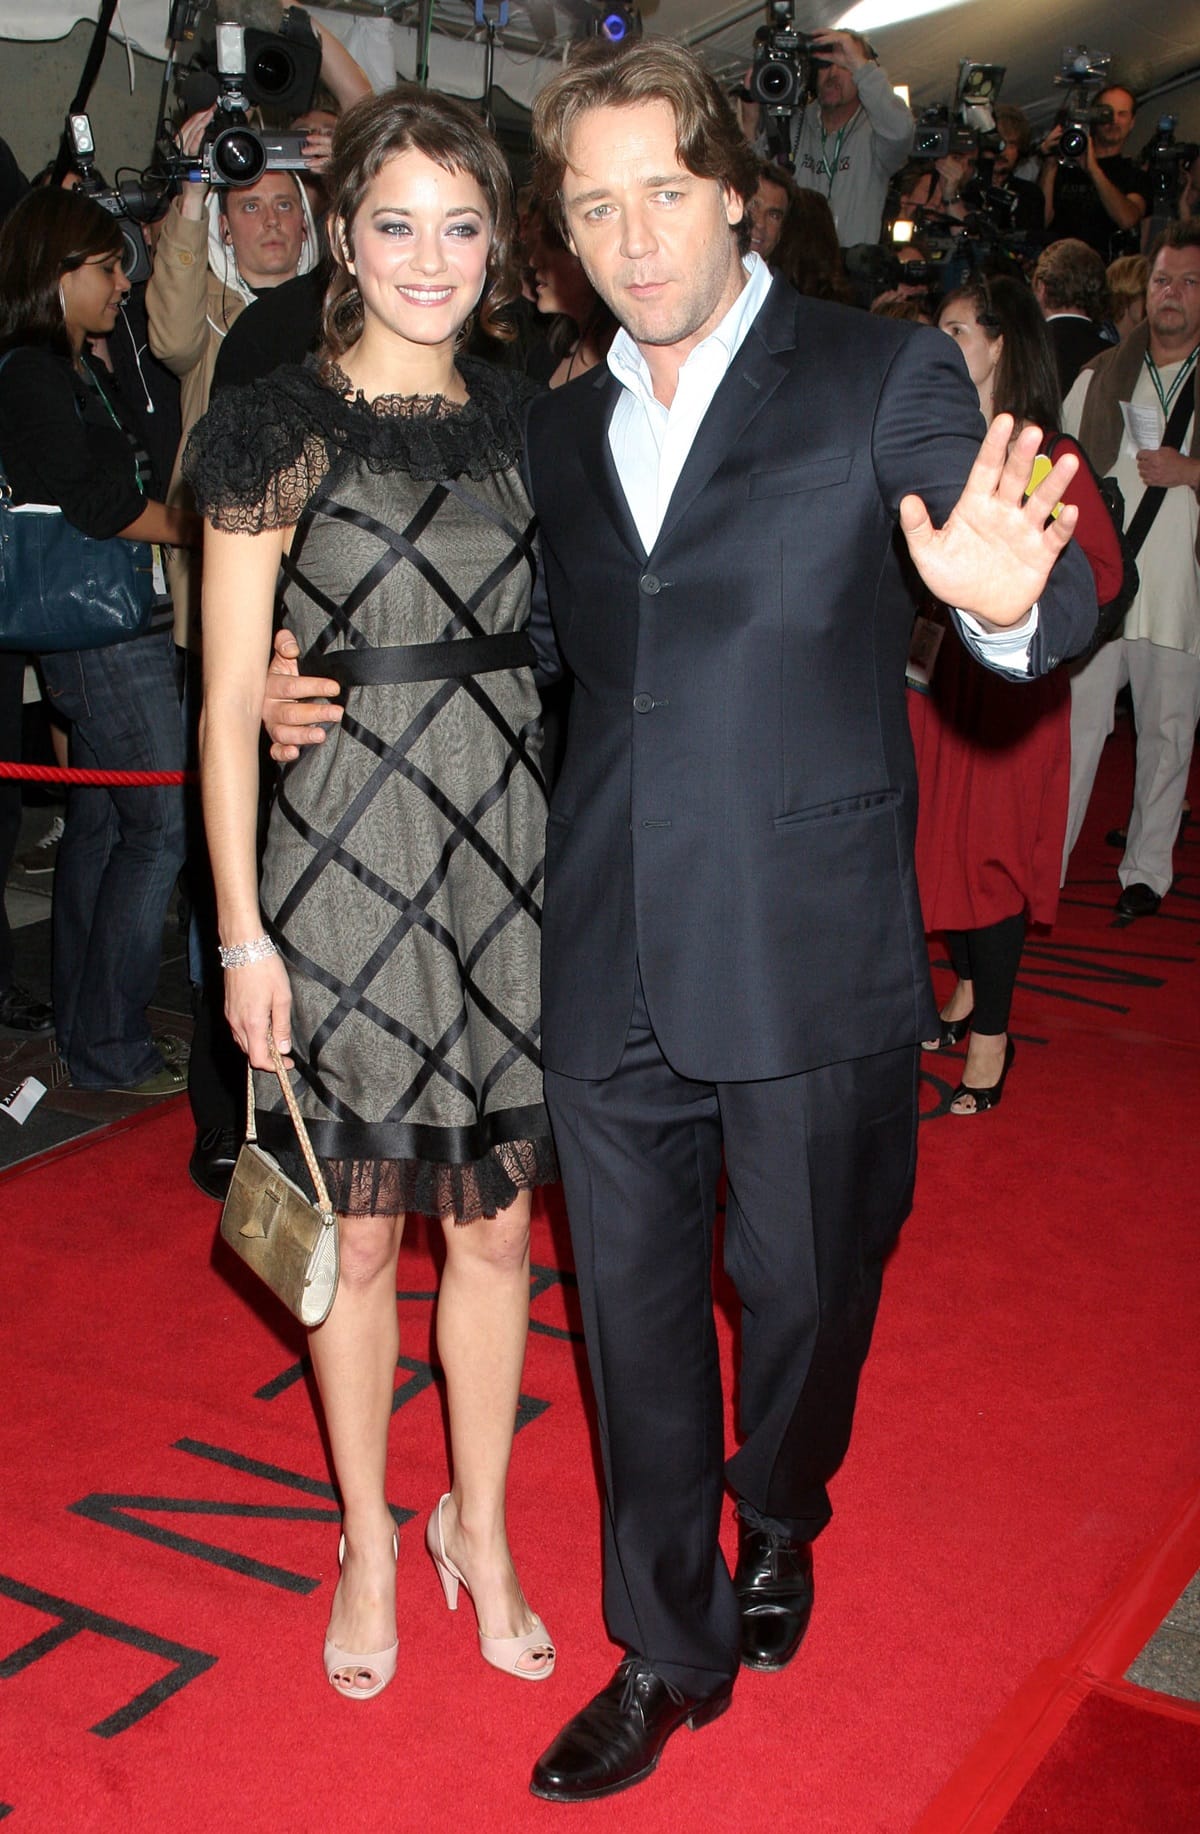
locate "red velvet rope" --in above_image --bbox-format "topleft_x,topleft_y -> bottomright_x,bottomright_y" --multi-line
0,763 -> 193,786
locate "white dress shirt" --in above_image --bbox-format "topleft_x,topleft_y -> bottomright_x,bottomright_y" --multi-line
604,251 -> 1038,674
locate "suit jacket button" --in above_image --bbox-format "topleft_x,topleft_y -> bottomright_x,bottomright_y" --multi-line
633,692 -> 655,713
639,572 -> 662,595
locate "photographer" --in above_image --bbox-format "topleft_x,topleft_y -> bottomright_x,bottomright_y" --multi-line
1040,84 -> 1148,262
146,15 -> 369,649
991,104 -> 1046,239
792,29 -> 915,247
146,114 -> 319,640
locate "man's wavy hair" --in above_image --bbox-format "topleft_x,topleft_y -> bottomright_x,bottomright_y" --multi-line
1033,238 -> 1110,322
321,85 -> 519,358
0,187 -> 123,362
531,38 -> 758,258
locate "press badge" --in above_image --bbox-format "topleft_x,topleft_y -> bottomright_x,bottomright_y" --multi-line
906,616 -> 944,693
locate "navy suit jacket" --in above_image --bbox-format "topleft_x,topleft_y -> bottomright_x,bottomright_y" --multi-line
525,277 -> 1097,1083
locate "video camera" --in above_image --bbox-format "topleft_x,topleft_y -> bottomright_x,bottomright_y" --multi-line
1051,46 -> 1114,163
169,17 -> 318,189
66,113 -> 169,285
1140,114 -> 1199,208
748,2 -> 812,114
910,59 -> 1005,161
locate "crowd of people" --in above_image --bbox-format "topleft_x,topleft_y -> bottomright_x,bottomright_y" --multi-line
0,15 -> 1196,1808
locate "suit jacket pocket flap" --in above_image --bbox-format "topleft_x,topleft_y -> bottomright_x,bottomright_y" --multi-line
748,455 -> 852,498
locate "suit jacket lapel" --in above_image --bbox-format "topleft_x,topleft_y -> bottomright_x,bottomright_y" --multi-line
575,364 -> 647,562
653,276 -> 799,553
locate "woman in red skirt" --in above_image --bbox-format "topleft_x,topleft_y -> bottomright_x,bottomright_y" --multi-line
910,276 -> 1123,1111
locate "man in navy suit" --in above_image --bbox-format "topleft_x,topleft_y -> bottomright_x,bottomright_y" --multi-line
265,40 -> 1096,1804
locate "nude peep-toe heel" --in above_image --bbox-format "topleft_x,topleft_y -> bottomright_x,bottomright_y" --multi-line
425,1494 -> 556,1681
323,1530 -> 399,1701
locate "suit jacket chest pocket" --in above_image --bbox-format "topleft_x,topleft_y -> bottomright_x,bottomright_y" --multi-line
747,454 -> 853,500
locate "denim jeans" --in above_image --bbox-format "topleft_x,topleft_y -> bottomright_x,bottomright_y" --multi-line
0,649 -> 25,994
40,630 -> 185,1088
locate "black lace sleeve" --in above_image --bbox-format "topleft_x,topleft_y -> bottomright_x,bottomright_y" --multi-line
182,372 -> 331,533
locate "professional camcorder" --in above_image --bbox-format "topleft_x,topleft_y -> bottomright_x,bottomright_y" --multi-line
1140,115 -> 1199,207
66,113 -> 167,284
169,17 -> 317,188
748,2 -> 812,113
910,60 -> 1005,161
1052,46 -> 1114,163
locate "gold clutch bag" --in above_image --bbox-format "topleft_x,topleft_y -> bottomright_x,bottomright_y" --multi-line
219,1042 -> 339,1327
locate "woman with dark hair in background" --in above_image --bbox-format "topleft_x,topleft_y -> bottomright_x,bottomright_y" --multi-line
910,275 -> 1121,1111
774,186 -> 854,304
188,85 -> 557,1701
524,201 -> 617,385
0,187 -> 199,1090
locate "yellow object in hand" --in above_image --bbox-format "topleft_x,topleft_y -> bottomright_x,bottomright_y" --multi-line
1025,454 -> 1064,519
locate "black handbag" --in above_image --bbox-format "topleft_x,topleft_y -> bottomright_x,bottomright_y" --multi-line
0,352 -> 155,652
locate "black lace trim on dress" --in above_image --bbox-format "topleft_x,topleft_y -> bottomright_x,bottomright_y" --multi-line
268,1135 -> 559,1225
182,355 -> 539,534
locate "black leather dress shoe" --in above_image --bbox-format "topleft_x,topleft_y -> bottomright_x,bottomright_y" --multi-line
188,1125 -> 242,1201
734,1519 -> 814,1672
530,1658 -> 733,1803
1114,882 -> 1162,919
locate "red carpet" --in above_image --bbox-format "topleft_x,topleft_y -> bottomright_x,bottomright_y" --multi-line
994,1688 -> 1200,1834
2,721 -> 1198,1832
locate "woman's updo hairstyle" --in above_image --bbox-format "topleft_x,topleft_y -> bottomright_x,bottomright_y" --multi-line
322,85 -> 519,357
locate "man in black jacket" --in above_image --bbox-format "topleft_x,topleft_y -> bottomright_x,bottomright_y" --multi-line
1033,237 -> 1112,396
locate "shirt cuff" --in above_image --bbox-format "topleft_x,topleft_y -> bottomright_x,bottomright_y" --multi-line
954,602 -> 1039,677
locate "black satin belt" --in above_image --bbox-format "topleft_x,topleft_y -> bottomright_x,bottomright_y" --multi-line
309,631 -> 536,692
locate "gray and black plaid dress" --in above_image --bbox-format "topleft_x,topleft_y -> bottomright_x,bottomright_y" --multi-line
185,358 -> 556,1222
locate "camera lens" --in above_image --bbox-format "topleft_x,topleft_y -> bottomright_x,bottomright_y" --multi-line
251,46 -> 295,98
211,125 -> 267,187
1060,126 -> 1088,160
752,59 -> 799,108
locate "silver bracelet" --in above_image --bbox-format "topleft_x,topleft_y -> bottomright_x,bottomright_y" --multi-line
219,934 -> 278,969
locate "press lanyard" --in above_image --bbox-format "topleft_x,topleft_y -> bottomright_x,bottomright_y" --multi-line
1144,346 -> 1198,421
816,121 -> 849,195
83,357 -> 147,495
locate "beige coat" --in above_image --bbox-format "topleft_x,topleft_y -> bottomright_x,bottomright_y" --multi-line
146,206 -> 249,646
145,188 -> 317,645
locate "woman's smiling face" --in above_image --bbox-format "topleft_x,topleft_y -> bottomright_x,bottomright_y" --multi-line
342,148 -> 492,354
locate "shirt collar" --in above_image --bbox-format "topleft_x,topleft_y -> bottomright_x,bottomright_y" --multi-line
607,251 -> 774,404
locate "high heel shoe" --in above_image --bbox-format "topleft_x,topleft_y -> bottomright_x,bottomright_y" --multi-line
426,1494 -> 556,1681
950,1038 -> 1015,1115
323,1530 -> 399,1700
921,1010 -> 973,1052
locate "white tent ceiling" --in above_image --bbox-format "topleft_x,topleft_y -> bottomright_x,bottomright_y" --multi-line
2,2 -> 1198,131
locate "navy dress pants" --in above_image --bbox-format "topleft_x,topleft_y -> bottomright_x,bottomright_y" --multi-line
544,970 -> 919,1696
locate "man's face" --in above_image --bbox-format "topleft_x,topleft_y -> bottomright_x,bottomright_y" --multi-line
817,62 -> 857,114
561,99 -> 745,356
747,177 -> 788,260
221,174 -> 306,287
1093,88 -> 1136,156
994,132 -> 1019,181
1147,245 -> 1200,350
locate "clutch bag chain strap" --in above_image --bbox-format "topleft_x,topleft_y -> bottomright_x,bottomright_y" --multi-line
249,1039 -> 335,1217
